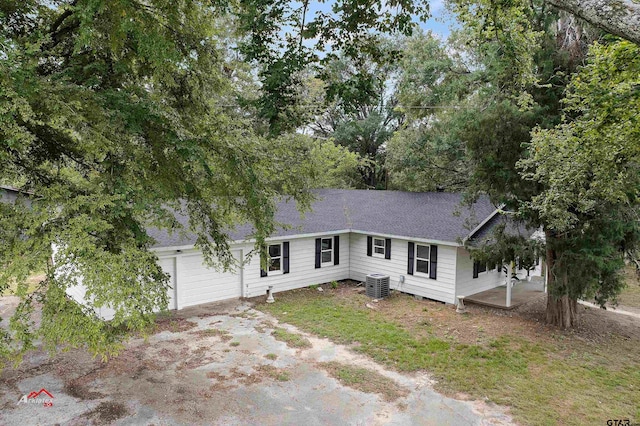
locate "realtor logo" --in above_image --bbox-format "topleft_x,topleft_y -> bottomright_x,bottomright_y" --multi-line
17,388 -> 54,407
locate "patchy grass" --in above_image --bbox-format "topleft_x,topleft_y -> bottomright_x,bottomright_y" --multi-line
229,311 -> 258,319
618,267 -> 640,308
153,317 -> 198,334
256,287 -> 640,426
265,353 -> 278,360
229,341 -> 240,347
63,380 -> 104,400
271,327 -> 312,349
190,328 -> 233,342
252,365 -> 292,382
272,370 -> 290,382
84,401 -> 129,424
320,362 -> 408,402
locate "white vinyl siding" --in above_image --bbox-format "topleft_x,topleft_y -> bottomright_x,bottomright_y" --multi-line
243,233 -> 350,298
349,233 -> 458,304
63,253 -> 179,321
67,229 -> 545,318
455,247 -> 503,298
159,256 -> 177,311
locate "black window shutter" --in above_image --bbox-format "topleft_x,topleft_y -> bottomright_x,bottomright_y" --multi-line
315,238 -> 321,268
385,238 -> 391,259
260,246 -> 268,277
334,235 -> 340,265
407,242 -> 415,275
367,236 -> 372,257
473,261 -> 479,279
429,245 -> 438,280
283,241 -> 290,274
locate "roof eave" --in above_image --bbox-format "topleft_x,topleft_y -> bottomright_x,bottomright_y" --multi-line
462,205 -> 505,245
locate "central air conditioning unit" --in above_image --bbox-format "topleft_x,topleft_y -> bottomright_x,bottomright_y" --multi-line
365,273 -> 390,299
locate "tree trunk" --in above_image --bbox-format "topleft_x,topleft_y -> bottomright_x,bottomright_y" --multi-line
544,231 -> 579,328
546,293 -> 578,328
545,0 -> 640,45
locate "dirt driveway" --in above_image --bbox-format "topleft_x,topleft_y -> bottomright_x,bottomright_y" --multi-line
0,299 -> 512,425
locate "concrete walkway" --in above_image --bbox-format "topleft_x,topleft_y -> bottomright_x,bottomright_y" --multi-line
578,300 -> 640,320
0,300 -> 513,426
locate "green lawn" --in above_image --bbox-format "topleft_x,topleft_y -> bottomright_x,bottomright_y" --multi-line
256,287 -> 639,426
618,267 -> 640,308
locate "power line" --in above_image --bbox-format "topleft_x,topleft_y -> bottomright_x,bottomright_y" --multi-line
215,104 -> 467,109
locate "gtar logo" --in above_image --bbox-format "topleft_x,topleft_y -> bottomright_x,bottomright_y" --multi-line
17,388 -> 54,407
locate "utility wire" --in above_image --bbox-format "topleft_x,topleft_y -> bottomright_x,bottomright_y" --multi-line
215,104 -> 467,109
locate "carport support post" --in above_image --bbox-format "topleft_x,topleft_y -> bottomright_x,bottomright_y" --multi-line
506,261 -> 514,308
266,285 -> 275,303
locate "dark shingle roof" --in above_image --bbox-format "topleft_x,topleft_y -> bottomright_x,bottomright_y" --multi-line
0,185 -> 34,205
466,212 -> 536,246
148,189 -> 498,248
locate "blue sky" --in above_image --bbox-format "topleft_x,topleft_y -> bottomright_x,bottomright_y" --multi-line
418,0 -> 456,39
301,0 -> 457,40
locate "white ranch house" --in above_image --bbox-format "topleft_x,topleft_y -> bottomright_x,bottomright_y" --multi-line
66,189 -> 543,319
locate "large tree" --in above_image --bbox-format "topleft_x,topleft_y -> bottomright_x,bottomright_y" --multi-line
451,0 -> 640,328
394,1 -> 619,327
307,49 -> 404,189
545,0 -> 640,45
387,31 -> 480,191
235,0 -> 427,135
0,0 -> 433,365
519,40 -> 640,326
0,0 -> 319,364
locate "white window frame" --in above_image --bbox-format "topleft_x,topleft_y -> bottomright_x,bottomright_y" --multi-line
372,237 -> 386,258
414,243 -> 430,276
267,243 -> 283,275
321,237 -> 333,266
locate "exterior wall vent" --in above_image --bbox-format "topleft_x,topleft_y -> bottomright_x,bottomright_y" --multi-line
365,273 -> 390,298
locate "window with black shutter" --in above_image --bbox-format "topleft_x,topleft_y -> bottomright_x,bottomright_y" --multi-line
473,260 -> 487,278
415,244 -> 430,275
315,238 -> 321,268
283,242 -> 290,274
321,237 -> 333,264
407,242 -> 415,275
261,242 -> 287,277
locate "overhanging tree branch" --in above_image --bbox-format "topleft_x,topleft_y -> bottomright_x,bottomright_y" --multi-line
545,0 -> 640,45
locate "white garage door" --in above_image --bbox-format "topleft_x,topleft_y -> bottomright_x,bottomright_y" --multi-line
179,251 -> 242,308
158,257 -> 177,310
